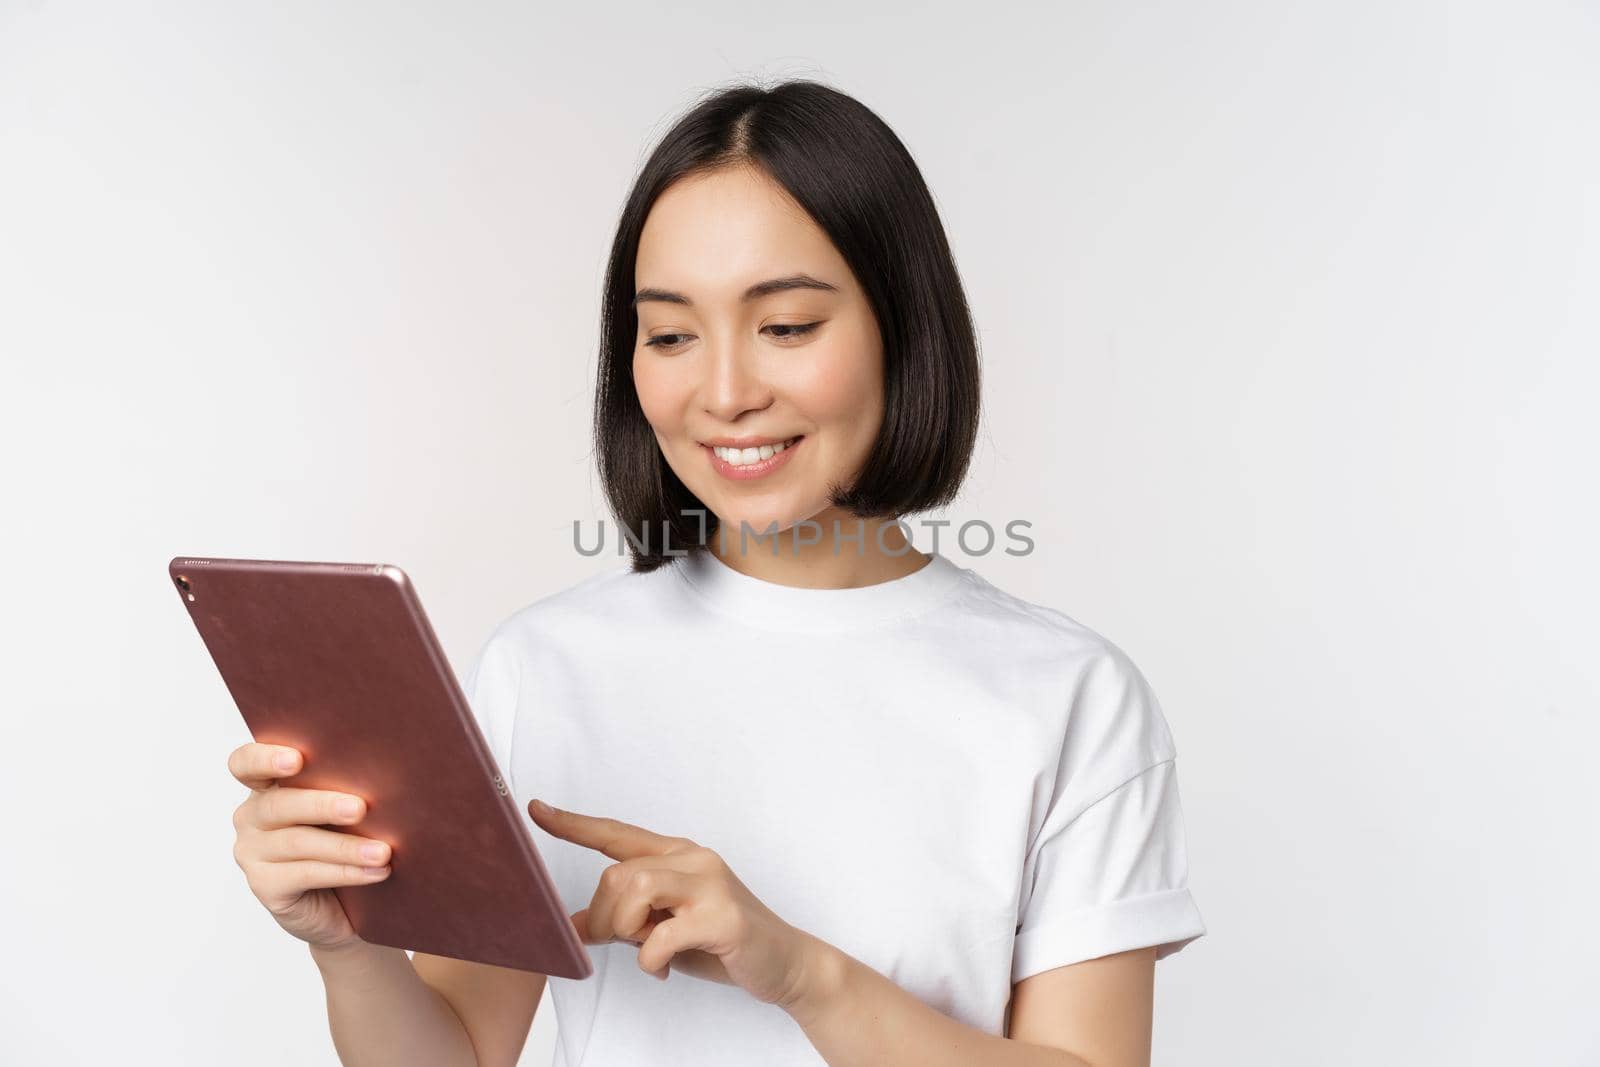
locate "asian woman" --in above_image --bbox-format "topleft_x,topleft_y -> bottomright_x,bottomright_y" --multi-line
225,78 -> 1204,1067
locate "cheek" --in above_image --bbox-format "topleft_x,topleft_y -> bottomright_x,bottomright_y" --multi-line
631,353 -> 685,430
786,335 -> 883,434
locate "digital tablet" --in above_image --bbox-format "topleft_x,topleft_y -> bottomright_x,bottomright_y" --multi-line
169,555 -> 593,979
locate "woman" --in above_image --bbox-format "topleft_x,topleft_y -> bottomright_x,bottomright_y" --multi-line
227,79 -> 1205,1066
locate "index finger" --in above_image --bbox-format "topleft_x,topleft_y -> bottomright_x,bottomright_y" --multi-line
528,800 -> 686,861
227,742 -> 303,790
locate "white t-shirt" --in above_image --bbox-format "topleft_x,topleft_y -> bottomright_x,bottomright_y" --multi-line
460,547 -> 1205,1066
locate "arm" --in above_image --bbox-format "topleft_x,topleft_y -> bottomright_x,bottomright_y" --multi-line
309,941 -> 477,1066
781,934 -> 1156,1067
309,944 -> 545,1067
412,952 -> 547,1067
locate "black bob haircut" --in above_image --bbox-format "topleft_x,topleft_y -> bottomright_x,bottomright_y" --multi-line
594,78 -> 982,573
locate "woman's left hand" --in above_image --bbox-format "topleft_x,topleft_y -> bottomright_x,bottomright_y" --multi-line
528,798 -> 817,1008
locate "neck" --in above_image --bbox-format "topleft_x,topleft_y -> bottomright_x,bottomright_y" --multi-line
706,509 -> 930,590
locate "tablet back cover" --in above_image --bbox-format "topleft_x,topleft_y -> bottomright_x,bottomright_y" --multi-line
169,555 -> 592,979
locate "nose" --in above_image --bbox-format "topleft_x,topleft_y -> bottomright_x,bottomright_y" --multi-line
699,332 -> 774,423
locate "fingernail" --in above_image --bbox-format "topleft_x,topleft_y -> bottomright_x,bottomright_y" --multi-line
532,799 -> 553,816
337,797 -> 361,818
275,753 -> 296,772
361,843 -> 386,862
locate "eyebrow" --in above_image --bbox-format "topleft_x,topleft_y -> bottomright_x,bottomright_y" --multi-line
632,273 -> 840,309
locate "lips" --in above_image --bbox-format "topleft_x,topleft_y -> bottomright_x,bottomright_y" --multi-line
708,435 -> 801,465
704,435 -> 803,481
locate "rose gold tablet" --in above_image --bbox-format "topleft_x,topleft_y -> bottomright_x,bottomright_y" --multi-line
169,555 -> 592,979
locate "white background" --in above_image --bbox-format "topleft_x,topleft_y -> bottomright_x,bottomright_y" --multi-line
2,2 -> 1595,1064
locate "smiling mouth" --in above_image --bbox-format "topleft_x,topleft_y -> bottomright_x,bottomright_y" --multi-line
701,434 -> 805,481
706,435 -> 803,467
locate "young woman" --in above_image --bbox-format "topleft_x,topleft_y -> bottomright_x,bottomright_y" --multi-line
226,80 -> 1204,1067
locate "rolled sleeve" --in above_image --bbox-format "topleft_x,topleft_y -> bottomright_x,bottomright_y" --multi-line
1011,757 -> 1206,983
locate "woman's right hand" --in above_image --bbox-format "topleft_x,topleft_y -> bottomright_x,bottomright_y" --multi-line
228,742 -> 393,950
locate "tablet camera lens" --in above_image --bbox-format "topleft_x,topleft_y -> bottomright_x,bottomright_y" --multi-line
176,575 -> 191,591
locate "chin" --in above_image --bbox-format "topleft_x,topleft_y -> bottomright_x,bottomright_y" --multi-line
710,503 -> 814,542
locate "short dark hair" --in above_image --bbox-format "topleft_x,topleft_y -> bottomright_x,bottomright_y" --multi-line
594,78 -> 982,573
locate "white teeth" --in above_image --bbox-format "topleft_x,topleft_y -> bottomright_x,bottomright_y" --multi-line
713,438 -> 794,466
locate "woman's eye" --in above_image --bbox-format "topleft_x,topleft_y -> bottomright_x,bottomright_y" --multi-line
764,322 -> 821,341
643,322 -> 821,351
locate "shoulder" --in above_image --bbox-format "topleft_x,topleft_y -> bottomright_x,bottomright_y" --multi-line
945,564 -> 1176,760
944,563 -> 1145,676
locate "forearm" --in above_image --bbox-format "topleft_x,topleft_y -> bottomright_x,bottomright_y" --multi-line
309,940 -> 478,1067
782,935 -> 1089,1067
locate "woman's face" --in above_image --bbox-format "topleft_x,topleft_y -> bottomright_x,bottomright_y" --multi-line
631,164 -> 884,540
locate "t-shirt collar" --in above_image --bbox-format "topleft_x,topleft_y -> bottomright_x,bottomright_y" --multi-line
670,543 -> 967,632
